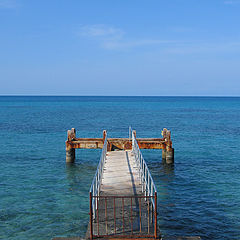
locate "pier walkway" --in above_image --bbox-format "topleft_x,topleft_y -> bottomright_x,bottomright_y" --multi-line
86,128 -> 158,239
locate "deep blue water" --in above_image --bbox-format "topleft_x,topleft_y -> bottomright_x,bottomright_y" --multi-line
0,96 -> 240,240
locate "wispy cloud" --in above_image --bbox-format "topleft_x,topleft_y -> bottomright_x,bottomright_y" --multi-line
77,24 -> 176,50
0,0 -> 17,8
77,24 -> 240,54
224,0 -> 240,4
79,24 -> 124,39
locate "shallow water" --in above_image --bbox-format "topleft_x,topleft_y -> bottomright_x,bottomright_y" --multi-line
0,96 -> 239,240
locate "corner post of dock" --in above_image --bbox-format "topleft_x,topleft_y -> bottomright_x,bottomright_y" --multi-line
165,129 -> 174,164
162,128 -> 167,161
66,128 -> 76,163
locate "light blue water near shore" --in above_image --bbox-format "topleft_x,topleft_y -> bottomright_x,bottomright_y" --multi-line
0,96 -> 240,240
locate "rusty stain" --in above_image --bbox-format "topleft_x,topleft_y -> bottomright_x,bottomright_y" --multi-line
66,129 -> 173,153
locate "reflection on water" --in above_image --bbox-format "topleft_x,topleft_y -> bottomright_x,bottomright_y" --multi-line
65,163 -> 82,191
161,161 -> 175,177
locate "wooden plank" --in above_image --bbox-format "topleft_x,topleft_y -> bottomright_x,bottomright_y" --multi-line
85,150 -> 156,239
101,151 -> 141,195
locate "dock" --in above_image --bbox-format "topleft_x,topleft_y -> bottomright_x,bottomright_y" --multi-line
53,128 -> 201,240
64,127 -> 173,239
65,128 -> 174,164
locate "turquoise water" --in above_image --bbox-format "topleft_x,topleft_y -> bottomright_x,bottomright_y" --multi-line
0,96 -> 240,240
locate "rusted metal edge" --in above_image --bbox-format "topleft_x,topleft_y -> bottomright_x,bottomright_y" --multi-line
66,138 -> 167,150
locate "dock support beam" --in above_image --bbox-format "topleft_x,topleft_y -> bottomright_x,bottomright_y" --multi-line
162,128 -> 167,161
162,146 -> 166,160
65,127 -> 174,163
166,146 -> 174,164
66,145 -> 75,163
162,128 -> 174,164
66,128 -> 76,163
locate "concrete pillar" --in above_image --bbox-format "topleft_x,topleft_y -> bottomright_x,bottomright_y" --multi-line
162,129 -> 174,164
66,128 -> 76,163
162,128 -> 167,138
66,146 -> 75,163
166,146 -> 174,164
162,147 -> 166,160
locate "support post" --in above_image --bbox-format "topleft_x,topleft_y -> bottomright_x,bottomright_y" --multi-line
166,146 -> 174,164
162,128 -> 167,161
162,128 -> 167,138
162,129 -> 174,164
66,144 -> 75,163
103,130 -> 107,142
66,128 -> 76,163
162,145 -> 166,161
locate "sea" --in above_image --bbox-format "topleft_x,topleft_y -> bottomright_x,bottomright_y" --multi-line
0,96 -> 239,240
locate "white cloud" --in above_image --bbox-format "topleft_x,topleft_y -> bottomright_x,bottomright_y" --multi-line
79,24 -> 124,39
0,0 -> 17,8
77,24 -> 176,50
77,24 -> 240,54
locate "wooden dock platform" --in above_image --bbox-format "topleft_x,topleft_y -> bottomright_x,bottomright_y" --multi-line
53,128 -> 201,240
85,150 -> 156,239
65,128 -> 174,164
101,150 -> 141,196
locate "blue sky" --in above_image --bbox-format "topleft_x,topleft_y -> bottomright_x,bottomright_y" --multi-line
0,0 -> 240,96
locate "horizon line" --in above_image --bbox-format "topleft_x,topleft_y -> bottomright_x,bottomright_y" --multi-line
0,94 -> 239,97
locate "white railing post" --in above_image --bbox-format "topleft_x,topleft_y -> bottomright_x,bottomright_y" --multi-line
130,127 -> 157,211
89,134 -> 108,220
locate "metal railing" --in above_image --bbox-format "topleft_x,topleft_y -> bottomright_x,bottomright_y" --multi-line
90,195 -> 157,238
130,127 -> 158,209
89,129 -> 158,239
89,135 -> 108,219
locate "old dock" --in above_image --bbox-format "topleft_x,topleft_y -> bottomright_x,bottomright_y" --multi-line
53,129 -> 200,240
65,127 -> 174,239
66,127 -> 174,164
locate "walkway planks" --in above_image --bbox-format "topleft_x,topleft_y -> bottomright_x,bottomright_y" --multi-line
85,150 -> 155,239
101,151 -> 141,196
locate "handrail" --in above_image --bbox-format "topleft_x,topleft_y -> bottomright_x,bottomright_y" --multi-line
130,127 -> 157,210
89,135 -> 108,219
89,129 -> 158,239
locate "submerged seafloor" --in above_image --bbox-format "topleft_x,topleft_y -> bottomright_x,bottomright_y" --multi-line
0,96 -> 239,240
